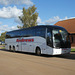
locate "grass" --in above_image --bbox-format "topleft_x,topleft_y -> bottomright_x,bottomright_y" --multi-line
1,47 -> 5,49
0,45 -> 5,49
71,48 -> 75,52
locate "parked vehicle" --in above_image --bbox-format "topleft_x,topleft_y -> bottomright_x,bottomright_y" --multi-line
5,25 -> 71,55
1,41 -> 5,45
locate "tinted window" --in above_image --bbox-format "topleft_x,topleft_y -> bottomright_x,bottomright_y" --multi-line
35,28 -> 45,38
6,33 -> 11,38
28,28 -> 35,36
6,27 -> 45,38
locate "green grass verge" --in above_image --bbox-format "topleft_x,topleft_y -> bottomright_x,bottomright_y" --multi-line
71,48 -> 75,52
1,47 -> 5,49
0,47 -> 5,49
0,45 -> 5,49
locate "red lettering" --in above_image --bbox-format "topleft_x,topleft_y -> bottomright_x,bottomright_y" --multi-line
19,40 -> 21,42
16,39 -> 19,42
28,39 -> 31,42
16,39 -> 34,42
26,39 -> 28,42
22,39 -> 24,42
32,39 -> 34,42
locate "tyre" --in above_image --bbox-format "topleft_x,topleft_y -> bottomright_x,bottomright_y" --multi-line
9,46 -> 11,50
13,46 -> 15,52
36,47 -> 41,56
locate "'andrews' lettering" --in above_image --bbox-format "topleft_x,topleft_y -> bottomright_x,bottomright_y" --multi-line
16,39 -> 34,42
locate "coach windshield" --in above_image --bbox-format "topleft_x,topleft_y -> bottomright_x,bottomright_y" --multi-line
52,29 -> 71,48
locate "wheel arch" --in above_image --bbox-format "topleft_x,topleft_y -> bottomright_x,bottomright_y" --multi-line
35,46 -> 41,53
9,45 -> 11,50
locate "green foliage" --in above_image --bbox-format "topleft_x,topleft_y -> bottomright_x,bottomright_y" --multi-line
0,32 -> 7,42
71,48 -> 75,52
18,5 -> 38,28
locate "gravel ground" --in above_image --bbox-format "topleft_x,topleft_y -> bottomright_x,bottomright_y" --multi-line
0,49 -> 75,75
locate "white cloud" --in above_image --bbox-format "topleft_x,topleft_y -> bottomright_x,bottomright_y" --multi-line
0,24 -> 18,35
0,6 -> 23,24
0,22 -> 2,25
59,16 -> 75,21
45,16 -> 60,25
37,16 -> 60,25
0,25 -> 18,31
64,16 -> 68,20
44,16 -> 75,25
69,17 -> 75,19
0,0 -> 33,6
37,16 -> 75,25
37,17 -> 42,24
15,17 -> 22,25
59,16 -> 68,21
0,6 -> 22,19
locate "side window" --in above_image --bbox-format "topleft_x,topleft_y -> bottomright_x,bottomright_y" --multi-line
41,28 -> 45,38
21,29 -> 36,37
23,30 -> 26,37
21,30 -> 27,37
7,32 -> 13,38
13,31 -> 19,38
19,30 -> 23,37
6,33 -> 11,38
35,28 -> 41,36
28,29 -> 33,36
25,29 -> 29,37
35,28 -> 45,38
26,29 -> 33,37
32,29 -> 35,36
29,29 -> 35,36
21,29 -> 33,37
17,31 -> 21,37
9,32 -> 12,38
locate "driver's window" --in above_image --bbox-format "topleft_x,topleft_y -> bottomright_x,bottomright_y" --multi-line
47,30 -> 52,47
47,32 -> 51,41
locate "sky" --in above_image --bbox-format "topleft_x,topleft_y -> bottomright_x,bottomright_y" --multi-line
0,0 -> 75,35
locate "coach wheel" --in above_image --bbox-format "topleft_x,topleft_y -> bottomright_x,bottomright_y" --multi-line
36,48 -> 41,56
9,46 -> 11,50
13,46 -> 15,52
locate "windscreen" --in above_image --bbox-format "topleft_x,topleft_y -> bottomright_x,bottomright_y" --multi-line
53,29 -> 71,48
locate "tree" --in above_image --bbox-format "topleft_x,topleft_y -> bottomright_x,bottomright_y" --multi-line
0,32 -> 7,42
18,5 -> 38,28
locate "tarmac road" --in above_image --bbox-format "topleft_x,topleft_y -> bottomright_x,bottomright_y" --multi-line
0,49 -> 75,75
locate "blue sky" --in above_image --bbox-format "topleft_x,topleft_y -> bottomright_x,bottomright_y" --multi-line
0,0 -> 75,35
33,0 -> 75,22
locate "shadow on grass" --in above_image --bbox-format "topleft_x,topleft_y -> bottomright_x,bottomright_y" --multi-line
0,49 -> 75,60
